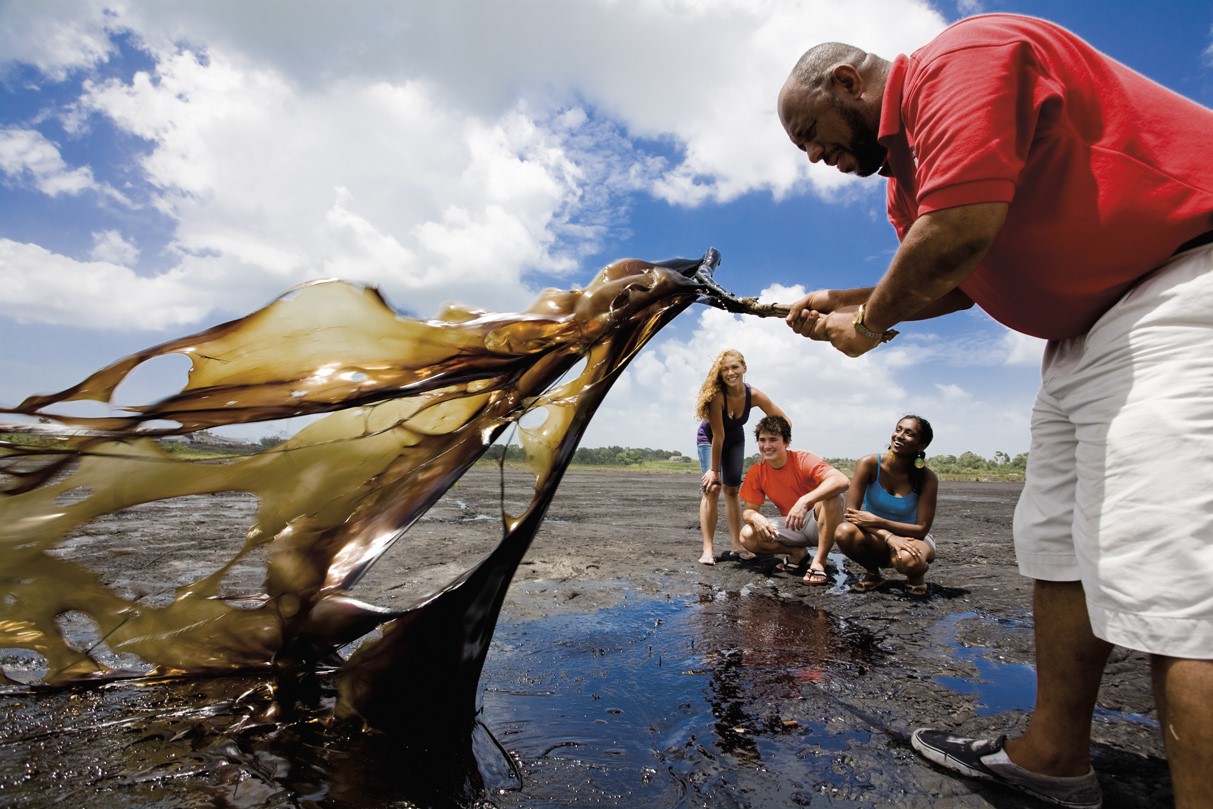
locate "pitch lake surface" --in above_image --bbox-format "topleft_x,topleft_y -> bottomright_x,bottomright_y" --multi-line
0,590 -> 1016,808
0,475 -> 1170,807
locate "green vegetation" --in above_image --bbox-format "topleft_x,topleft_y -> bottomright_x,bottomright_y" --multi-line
6,429 -> 1026,482
482,444 -> 697,472
157,441 -> 259,459
1,431 -> 55,447
808,451 -> 1027,482
481,443 -> 1027,481
1,431 -> 259,460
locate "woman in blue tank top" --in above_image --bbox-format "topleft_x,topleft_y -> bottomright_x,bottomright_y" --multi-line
694,349 -> 787,565
834,415 -> 938,595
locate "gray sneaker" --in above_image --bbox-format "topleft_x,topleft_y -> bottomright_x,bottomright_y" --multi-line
910,729 -> 1102,808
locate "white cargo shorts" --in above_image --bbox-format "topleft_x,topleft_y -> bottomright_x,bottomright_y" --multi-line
1013,242 -> 1213,658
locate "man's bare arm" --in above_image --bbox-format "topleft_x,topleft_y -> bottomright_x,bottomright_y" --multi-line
786,202 -> 1006,355
786,285 -> 972,322
908,286 -> 975,319
861,202 -> 1007,333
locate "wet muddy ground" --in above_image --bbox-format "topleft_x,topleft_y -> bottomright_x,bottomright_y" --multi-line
0,468 -> 1171,807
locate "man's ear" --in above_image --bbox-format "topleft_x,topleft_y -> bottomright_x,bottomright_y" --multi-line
831,64 -> 863,99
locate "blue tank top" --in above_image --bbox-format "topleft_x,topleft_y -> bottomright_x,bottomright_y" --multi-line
696,383 -> 752,446
862,453 -> 919,522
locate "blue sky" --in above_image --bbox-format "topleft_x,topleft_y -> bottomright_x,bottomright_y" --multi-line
1,0 -> 1210,458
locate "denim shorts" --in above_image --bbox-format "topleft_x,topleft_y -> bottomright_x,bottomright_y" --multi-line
697,440 -> 745,487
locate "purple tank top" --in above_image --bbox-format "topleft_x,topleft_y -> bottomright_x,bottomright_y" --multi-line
696,384 -> 752,445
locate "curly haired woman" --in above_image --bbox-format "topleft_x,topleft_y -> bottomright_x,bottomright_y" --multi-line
694,349 -> 787,565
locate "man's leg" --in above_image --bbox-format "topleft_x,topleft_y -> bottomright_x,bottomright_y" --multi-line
740,519 -> 809,563
1003,579 -> 1112,776
1151,655 -> 1213,809
912,578 -> 1107,807
739,523 -> 784,557
810,495 -> 842,571
1069,246 -> 1213,804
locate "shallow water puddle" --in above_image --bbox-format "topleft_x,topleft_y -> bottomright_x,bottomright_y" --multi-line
480,589 -> 885,807
931,612 -> 1037,716
929,611 -> 1159,731
0,591 -> 891,808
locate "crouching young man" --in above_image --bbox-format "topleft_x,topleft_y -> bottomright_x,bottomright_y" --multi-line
738,415 -> 849,584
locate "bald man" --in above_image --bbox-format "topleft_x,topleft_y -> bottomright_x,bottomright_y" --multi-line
776,14 -> 1213,809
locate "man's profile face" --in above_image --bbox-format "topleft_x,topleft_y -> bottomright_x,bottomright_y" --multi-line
780,89 -> 885,177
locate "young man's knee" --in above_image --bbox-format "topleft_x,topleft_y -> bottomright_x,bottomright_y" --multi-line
815,496 -> 842,520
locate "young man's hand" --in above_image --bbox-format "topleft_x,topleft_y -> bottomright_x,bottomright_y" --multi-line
785,500 -> 811,531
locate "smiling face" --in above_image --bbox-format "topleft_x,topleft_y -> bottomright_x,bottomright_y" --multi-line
778,65 -> 886,178
889,417 -> 928,457
718,355 -> 746,388
756,429 -> 790,466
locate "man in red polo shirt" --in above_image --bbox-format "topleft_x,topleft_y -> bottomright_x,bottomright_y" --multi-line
776,13 -> 1213,809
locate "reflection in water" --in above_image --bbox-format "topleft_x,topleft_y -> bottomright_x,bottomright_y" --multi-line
691,587 -> 882,767
930,611 -> 1157,728
931,612 -> 1037,717
0,593 -> 885,808
467,593 -> 884,807
1,251 -> 792,799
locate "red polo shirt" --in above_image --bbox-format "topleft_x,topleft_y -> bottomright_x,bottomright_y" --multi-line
879,14 -> 1213,339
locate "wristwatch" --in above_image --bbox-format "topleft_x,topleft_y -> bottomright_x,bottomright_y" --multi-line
852,304 -> 899,343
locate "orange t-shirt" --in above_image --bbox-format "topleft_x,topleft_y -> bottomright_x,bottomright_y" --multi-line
739,450 -> 834,516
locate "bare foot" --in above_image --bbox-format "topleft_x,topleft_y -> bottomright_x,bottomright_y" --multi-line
698,553 -> 716,565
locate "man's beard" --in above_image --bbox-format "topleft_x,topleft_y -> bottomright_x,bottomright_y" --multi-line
835,98 -> 886,176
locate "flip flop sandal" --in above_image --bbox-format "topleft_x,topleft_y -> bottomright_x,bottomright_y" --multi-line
852,575 -> 888,593
778,558 -> 812,575
802,568 -> 830,586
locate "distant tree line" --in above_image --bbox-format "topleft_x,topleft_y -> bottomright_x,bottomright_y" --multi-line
751,450 -> 1028,480
2,426 -> 1025,479
479,443 -> 1027,480
929,450 -> 1028,475
483,444 -> 691,466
